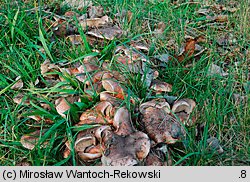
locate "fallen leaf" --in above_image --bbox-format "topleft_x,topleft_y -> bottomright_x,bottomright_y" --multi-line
16,162 -> 31,166
66,34 -> 83,45
64,11 -> 79,17
88,5 -> 104,18
87,26 -> 123,40
80,15 -> 111,30
20,130 -> 48,150
176,38 -> 196,62
40,60 -> 59,78
207,137 -> 224,154
61,0 -> 92,9
207,63 -> 228,77
13,93 -> 30,105
11,76 -> 23,90
154,22 -> 166,35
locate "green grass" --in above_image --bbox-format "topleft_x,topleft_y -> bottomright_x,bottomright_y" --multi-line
0,0 -> 249,166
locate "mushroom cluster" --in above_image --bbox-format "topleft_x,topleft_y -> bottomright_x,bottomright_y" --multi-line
18,4 -> 200,166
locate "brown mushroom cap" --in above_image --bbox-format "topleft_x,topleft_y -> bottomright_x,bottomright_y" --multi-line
113,107 -> 134,136
172,98 -> 196,114
74,126 -> 110,162
150,80 -> 172,93
79,100 -> 120,125
139,100 -> 185,144
140,99 -> 171,114
101,130 -> 150,166
100,91 -> 118,102
144,144 -> 172,166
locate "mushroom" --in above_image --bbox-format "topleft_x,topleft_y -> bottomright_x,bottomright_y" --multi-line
139,99 -> 171,114
113,107 -> 134,136
145,146 -> 172,166
102,77 -> 125,100
171,98 -> 196,125
55,96 -> 79,118
74,126 -> 111,162
100,91 -> 119,102
101,130 -> 150,166
139,99 -> 186,144
150,80 -> 172,93
172,98 -> 196,114
78,100 -> 119,125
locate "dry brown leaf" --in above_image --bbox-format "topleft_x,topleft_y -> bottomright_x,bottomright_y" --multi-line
16,162 -> 31,166
61,0 -> 92,9
11,76 -> 23,90
20,130 -> 48,150
64,11 -> 80,17
206,15 -> 228,22
176,38 -> 196,62
87,26 -> 123,40
63,141 -> 71,158
215,15 -> 228,22
40,60 -> 59,78
88,5 -> 104,18
208,64 -> 228,77
13,93 -> 30,105
80,15 -> 111,30
66,35 -> 83,45
154,22 -> 166,35
213,4 -> 238,13
52,18 -> 68,37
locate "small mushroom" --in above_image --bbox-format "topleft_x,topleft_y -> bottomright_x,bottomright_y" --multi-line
79,101 -> 118,125
171,98 -> 196,114
55,96 -> 79,118
113,107 -> 134,136
140,99 -> 171,114
150,80 -> 172,93
102,78 -> 125,100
